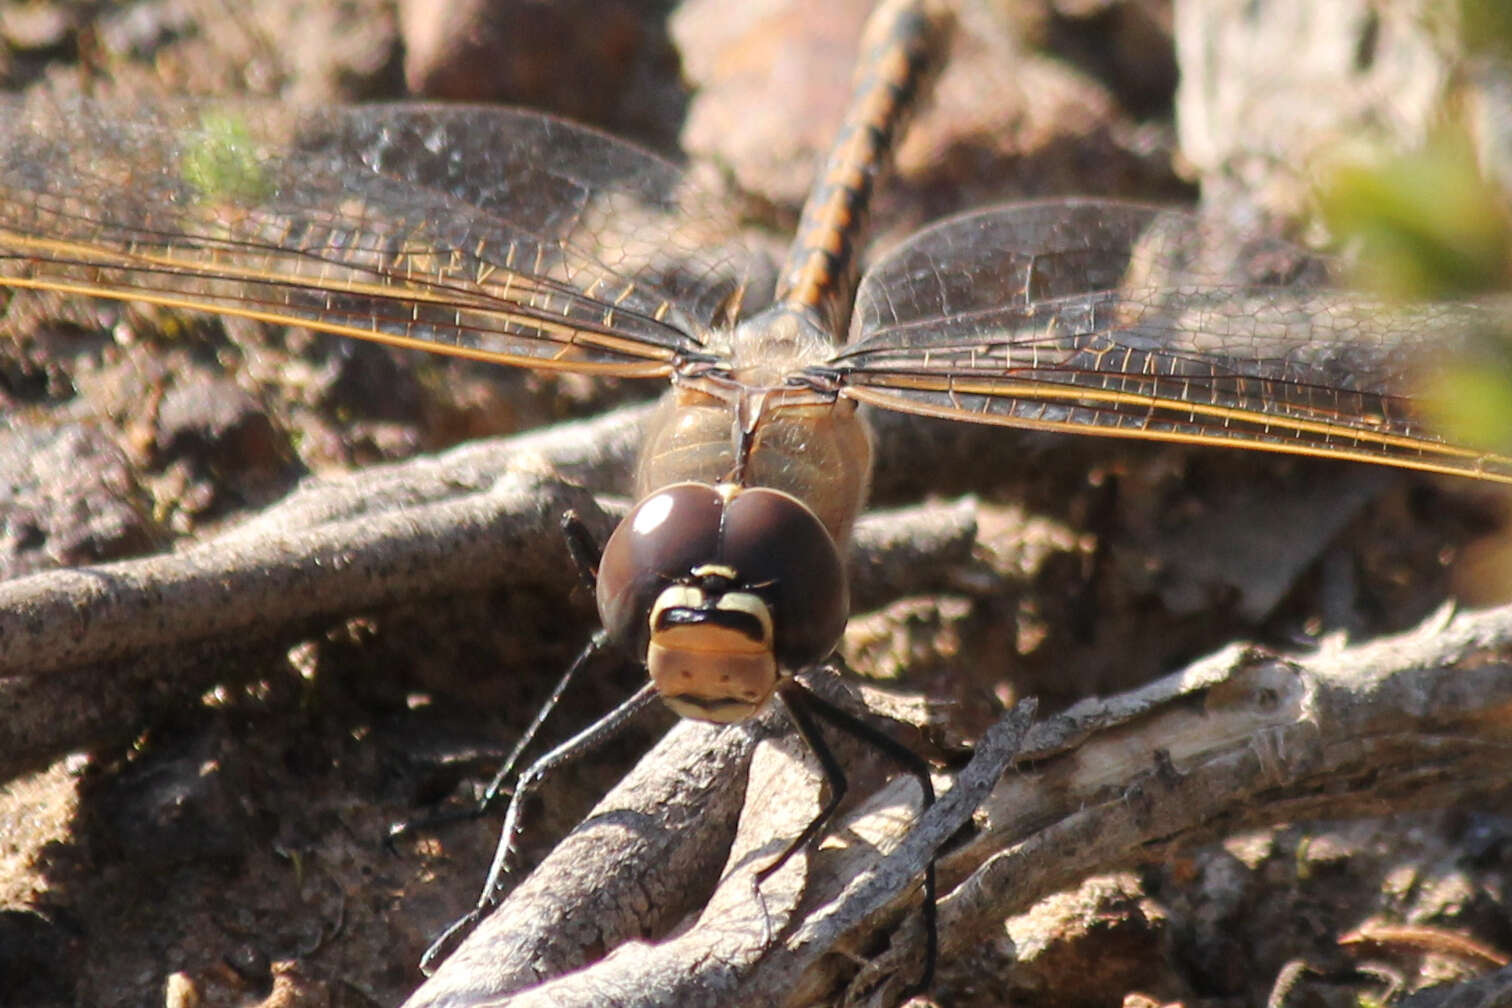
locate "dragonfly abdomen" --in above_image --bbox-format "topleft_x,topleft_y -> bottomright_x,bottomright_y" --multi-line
773,0 -> 951,338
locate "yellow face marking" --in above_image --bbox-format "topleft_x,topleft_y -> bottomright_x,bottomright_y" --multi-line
647,587 -> 779,724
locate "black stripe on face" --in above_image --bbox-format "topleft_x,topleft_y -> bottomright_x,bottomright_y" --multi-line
654,605 -> 767,645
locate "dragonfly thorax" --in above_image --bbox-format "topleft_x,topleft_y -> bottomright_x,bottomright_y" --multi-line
636,381 -> 874,549
720,306 -> 835,387
595,481 -> 849,723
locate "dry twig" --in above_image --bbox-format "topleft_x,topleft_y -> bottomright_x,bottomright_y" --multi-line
0,404 -> 978,778
401,604 -> 1512,1007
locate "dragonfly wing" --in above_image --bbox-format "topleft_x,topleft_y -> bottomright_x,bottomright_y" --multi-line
827,199 -> 1512,483
0,98 -> 773,377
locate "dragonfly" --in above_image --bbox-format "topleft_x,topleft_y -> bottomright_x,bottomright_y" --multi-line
1,0 -> 1509,997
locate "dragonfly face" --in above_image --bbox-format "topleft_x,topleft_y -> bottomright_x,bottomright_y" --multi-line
596,480 -> 848,723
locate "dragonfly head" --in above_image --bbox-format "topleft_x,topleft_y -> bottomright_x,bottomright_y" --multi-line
595,481 -> 849,723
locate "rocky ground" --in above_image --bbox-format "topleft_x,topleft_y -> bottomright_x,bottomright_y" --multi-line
1,1 -> 1510,1006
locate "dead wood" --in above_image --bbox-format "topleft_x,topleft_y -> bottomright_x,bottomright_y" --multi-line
398,603 -> 1512,1007
0,406 -> 979,780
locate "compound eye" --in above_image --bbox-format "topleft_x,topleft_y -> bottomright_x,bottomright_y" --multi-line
596,483 -> 723,656
720,487 -> 847,670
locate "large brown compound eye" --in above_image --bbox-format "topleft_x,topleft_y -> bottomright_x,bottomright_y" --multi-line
594,482 -> 849,671
596,483 -> 723,658
720,486 -> 847,669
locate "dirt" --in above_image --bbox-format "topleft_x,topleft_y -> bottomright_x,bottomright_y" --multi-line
1,1 -> 1510,1007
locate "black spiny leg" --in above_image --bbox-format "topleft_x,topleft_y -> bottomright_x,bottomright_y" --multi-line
561,508 -> 604,591
770,676 -> 938,998
420,509 -> 657,973
421,678 -> 661,973
390,512 -> 610,847
467,509 -> 609,814
759,685 -> 851,885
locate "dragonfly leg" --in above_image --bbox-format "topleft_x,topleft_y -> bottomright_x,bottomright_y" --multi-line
420,679 -> 661,974
474,629 -> 610,813
474,508 -> 614,811
761,684 -> 851,883
393,514 -> 610,847
560,508 -> 603,592
771,675 -> 938,997
419,514 -> 652,972
385,630 -> 613,851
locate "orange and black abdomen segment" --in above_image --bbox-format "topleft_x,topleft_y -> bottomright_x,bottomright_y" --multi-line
773,0 -> 952,339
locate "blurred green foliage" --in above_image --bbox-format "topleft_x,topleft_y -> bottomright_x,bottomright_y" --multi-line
1320,130 -> 1510,301
180,111 -> 272,206
1460,0 -> 1512,60
1315,0 -> 1512,455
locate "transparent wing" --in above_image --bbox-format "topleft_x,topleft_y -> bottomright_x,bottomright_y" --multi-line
829,199 -> 1512,482
0,96 -> 773,377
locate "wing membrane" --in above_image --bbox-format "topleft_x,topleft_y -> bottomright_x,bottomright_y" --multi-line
0,97 -> 773,376
833,199 -> 1512,482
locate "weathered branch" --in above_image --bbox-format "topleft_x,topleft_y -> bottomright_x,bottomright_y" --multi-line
0,406 -> 979,779
0,404 -> 647,675
404,715 -> 767,1008
400,603 -> 1512,1007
